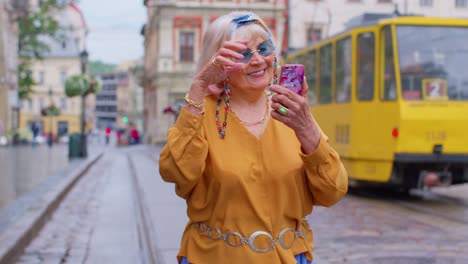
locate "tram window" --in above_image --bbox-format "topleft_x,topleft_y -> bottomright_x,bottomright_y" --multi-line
305,50 -> 317,105
336,37 -> 352,103
357,32 -> 375,101
382,26 -> 397,101
319,44 -> 332,104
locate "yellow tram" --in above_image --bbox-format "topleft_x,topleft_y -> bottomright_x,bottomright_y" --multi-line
283,15 -> 468,190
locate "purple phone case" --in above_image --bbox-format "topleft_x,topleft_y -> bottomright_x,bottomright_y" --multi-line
280,64 -> 304,95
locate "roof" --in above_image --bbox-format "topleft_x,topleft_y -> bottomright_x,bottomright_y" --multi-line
344,11 -> 424,30
39,10 -> 80,58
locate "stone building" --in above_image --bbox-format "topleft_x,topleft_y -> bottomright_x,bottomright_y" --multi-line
0,0 -> 27,138
94,71 -> 126,131
142,0 -> 285,144
18,1 -> 89,140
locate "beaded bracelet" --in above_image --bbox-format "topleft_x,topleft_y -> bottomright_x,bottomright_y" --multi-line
184,93 -> 205,113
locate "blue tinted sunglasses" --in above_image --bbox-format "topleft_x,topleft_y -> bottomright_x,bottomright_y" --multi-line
237,39 -> 275,63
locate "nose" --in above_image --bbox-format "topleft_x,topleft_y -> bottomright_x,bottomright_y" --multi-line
249,50 -> 264,63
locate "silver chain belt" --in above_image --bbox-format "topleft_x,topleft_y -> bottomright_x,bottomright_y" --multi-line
193,220 -> 310,253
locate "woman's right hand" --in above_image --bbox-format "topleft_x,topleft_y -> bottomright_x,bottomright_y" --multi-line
191,40 -> 247,95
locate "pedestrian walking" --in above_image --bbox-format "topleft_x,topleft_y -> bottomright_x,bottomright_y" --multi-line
31,122 -> 40,146
129,124 -> 140,145
159,11 -> 348,264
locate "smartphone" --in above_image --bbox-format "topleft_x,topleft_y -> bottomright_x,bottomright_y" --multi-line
279,64 -> 304,95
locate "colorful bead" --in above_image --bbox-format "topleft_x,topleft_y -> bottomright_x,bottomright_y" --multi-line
215,80 -> 231,139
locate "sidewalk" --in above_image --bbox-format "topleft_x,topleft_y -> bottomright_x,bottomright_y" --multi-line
0,147 -> 104,264
128,144 -> 188,264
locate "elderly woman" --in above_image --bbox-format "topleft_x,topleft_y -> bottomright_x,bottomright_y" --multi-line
159,11 -> 348,264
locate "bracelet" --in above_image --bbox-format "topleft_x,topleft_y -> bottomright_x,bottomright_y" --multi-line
184,93 -> 205,112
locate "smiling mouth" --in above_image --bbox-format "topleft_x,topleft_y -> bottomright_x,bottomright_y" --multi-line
248,69 -> 265,77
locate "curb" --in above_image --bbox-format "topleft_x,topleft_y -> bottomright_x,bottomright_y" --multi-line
0,151 -> 104,264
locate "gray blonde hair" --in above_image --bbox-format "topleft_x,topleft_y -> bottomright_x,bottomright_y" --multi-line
196,11 -> 275,73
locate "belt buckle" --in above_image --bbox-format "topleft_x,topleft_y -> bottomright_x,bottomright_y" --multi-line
278,227 -> 297,249
248,231 -> 275,253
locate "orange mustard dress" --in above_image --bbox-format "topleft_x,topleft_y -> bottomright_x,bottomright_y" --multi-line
159,95 -> 348,264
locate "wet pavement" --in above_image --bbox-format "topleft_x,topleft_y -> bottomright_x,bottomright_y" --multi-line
3,145 -> 468,263
0,145 -> 69,209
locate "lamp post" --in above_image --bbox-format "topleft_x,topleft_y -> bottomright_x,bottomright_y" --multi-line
79,49 -> 89,158
47,89 -> 53,147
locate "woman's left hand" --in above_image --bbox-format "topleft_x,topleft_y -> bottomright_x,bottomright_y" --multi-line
269,78 -> 321,153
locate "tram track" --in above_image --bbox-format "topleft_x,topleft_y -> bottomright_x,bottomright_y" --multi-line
349,186 -> 468,226
127,152 -> 162,264
395,188 -> 468,225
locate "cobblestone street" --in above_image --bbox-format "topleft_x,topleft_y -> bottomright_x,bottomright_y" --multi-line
8,146 -> 468,263
308,191 -> 468,264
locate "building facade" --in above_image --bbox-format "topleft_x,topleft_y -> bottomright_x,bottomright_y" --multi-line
18,2 -> 89,140
114,59 -> 145,133
94,61 -> 144,137
142,0 -> 285,143
0,0 -> 27,138
94,72 -> 123,131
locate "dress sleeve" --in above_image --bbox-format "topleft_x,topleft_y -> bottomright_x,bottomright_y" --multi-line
159,108 -> 208,199
300,134 -> 348,207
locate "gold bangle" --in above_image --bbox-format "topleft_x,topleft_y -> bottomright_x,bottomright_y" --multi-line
185,93 -> 205,112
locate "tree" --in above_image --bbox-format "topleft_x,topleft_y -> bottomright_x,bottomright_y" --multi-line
17,0 -> 69,100
65,75 -> 101,98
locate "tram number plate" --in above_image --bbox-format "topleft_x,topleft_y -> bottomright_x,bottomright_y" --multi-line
422,79 -> 448,100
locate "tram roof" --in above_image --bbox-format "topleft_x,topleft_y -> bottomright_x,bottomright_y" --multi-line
345,12 -> 422,30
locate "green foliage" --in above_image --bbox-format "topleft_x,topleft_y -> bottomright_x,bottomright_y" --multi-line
41,104 -> 61,116
88,60 -> 116,74
17,0 -> 67,99
65,75 -> 102,97
17,60 -> 36,99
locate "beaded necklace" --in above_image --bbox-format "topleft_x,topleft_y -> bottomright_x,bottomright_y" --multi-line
231,92 -> 270,126
215,56 -> 277,139
215,79 -> 231,139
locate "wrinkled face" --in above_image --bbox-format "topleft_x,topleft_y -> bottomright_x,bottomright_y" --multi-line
228,36 -> 275,94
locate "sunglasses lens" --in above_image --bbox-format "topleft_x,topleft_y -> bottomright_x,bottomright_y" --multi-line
258,40 -> 274,57
238,50 -> 252,63
236,39 -> 275,63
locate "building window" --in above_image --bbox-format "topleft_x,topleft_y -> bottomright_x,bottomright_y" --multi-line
179,31 -> 194,62
456,0 -> 468,8
306,26 -> 322,45
38,71 -> 45,84
60,71 -> 67,85
60,98 -> 67,111
420,0 -> 432,6
377,0 -> 392,3
39,97 -> 44,110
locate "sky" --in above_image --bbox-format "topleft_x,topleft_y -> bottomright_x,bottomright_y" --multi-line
79,0 -> 146,65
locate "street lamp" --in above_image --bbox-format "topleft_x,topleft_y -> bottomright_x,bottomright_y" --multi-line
79,49 -> 89,158
47,89 -> 53,147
